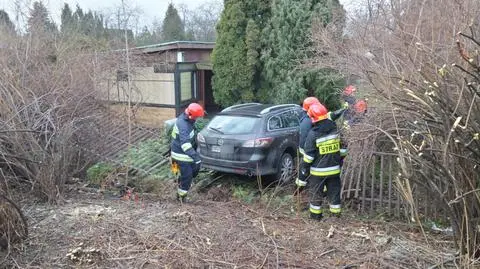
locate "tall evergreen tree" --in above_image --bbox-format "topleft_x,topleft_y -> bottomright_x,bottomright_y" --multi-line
27,1 -> 57,35
212,0 -> 271,107
60,3 -> 74,33
162,3 -> 185,42
135,26 -> 155,46
261,0 -> 346,107
0,10 -> 15,34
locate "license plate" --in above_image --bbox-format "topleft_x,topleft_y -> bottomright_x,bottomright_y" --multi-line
211,145 -> 221,152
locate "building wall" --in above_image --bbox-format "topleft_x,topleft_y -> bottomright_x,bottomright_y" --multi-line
101,68 -> 175,105
183,50 -> 212,62
109,104 -> 176,128
141,49 -> 212,64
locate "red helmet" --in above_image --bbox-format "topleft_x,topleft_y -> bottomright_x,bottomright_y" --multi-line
302,97 -> 320,111
307,103 -> 328,123
354,99 -> 367,113
343,85 -> 356,96
185,103 -> 205,119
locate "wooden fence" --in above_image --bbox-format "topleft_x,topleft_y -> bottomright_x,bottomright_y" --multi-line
341,152 -> 448,222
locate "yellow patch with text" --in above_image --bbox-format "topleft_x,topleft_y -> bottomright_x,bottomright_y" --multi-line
319,142 -> 340,155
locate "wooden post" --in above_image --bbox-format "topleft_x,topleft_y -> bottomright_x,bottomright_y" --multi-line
371,156 -> 376,213
379,155 -> 384,211
346,157 -> 355,199
355,158 -> 363,199
388,155 -> 393,215
362,161 -> 367,212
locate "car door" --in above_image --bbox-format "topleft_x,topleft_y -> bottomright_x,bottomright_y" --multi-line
264,114 -> 285,158
279,109 -> 300,148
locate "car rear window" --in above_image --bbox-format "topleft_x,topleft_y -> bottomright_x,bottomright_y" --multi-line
207,115 -> 259,134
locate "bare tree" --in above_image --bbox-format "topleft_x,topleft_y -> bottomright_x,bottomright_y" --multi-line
181,0 -> 222,41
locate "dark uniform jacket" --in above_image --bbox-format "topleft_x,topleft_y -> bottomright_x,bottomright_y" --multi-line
170,113 -> 200,163
299,119 -> 342,180
298,110 -> 312,155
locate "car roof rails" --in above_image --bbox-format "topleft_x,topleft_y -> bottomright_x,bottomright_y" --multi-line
260,104 -> 300,114
221,103 -> 262,112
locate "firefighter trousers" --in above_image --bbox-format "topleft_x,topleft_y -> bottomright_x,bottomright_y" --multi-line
308,175 -> 342,216
175,160 -> 200,197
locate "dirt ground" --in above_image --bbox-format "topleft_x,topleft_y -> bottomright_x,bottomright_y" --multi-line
1,181 -> 457,269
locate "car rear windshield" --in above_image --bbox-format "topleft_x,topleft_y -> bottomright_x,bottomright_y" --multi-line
207,115 -> 259,135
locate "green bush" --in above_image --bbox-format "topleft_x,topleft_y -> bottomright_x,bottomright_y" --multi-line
121,139 -> 170,177
232,185 -> 258,203
86,162 -> 115,186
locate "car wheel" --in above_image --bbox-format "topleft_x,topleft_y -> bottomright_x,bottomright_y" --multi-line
276,152 -> 295,184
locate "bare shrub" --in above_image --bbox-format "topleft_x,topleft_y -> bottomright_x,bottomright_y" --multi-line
311,0 -> 480,263
0,29 -> 117,202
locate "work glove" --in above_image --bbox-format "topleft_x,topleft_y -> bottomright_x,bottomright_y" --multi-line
294,178 -> 307,195
193,160 -> 201,177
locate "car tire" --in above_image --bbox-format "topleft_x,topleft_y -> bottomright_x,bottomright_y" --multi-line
275,151 -> 295,185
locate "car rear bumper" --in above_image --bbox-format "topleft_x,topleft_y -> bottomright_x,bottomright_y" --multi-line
199,155 -> 276,176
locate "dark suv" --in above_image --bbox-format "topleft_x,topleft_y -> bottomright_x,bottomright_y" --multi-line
197,103 -> 302,183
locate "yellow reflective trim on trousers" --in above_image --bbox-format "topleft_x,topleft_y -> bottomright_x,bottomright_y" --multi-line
177,188 -> 188,196
329,208 -> 341,214
309,207 -> 322,214
311,169 -> 341,176
171,151 -> 194,162
310,165 -> 341,176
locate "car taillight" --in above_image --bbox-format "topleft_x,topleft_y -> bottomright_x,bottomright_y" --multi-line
197,133 -> 205,143
242,137 -> 273,148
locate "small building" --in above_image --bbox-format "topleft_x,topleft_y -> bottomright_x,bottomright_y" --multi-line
102,41 -> 219,128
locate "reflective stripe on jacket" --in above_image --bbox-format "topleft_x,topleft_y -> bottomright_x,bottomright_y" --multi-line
170,113 -> 199,163
300,119 -> 342,178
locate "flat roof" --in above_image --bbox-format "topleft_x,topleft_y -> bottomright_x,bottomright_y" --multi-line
134,41 -> 215,53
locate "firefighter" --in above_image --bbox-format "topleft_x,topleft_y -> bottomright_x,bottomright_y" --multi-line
170,103 -> 205,202
297,103 -> 342,220
338,98 -> 368,162
342,85 -> 357,107
299,97 -> 320,158
295,97 -> 320,191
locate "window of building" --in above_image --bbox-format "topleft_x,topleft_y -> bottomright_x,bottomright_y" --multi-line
116,70 -> 129,82
180,72 -> 192,101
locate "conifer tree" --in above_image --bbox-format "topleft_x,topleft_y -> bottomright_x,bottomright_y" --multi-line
261,0 -> 346,108
162,3 -> 185,42
212,0 -> 271,107
60,3 -> 74,33
28,1 -> 57,35
0,10 -> 15,34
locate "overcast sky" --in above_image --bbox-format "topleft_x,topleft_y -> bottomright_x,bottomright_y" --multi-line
0,0 -> 212,31
0,0 -> 357,32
